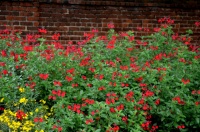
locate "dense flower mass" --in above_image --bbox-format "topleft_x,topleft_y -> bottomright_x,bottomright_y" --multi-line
0,17 -> 200,132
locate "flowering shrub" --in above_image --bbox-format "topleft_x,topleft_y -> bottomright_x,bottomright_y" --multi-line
0,18 -> 200,132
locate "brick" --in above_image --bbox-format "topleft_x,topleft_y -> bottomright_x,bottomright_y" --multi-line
6,16 -> 14,20
26,7 -> 38,12
27,17 -> 38,21
11,11 -> 19,16
34,22 -> 39,26
27,27 -> 38,31
13,21 -> 19,25
0,16 -> 5,20
20,22 -> 33,26
13,16 -> 26,21
14,26 -> 25,30
20,2 -> 33,7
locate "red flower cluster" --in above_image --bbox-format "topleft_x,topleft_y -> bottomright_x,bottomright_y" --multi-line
172,96 -> 185,105
16,110 -> 26,120
67,104 -> 82,114
0,106 -> 5,111
65,76 -> 73,82
141,121 -> 151,131
52,125 -> 62,132
195,21 -> 200,27
52,33 -> 60,40
49,90 -> 66,100
39,73 -> 49,80
85,118 -> 94,125
125,91 -> 134,102
106,92 -> 118,105
177,124 -> 185,129
191,90 -> 200,95
158,17 -> 174,24
53,81 -> 62,87
107,124 -> 120,132
83,98 -> 95,105
34,117 -> 44,123
38,28 -> 47,34
181,78 -> 190,85
107,23 -> 115,29
23,46 -> 33,52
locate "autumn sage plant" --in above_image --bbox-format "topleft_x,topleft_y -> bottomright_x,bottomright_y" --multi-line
0,17 -> 200,132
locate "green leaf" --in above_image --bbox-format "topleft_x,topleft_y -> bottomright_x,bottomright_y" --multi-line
195,118 -> 199,124
95,129 -> 101,132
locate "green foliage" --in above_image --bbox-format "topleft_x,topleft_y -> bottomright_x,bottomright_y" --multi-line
0,19 -> 200,132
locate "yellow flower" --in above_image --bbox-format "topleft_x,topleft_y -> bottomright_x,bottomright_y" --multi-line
35,108 -> 39,113
29,112 -> 33,116
0,97 -> 4,102
14,103 -> 19,106
39,99 -> 46,104
40,130 -> 44,132
19,87 -> 25,93
19,97 -> 28,104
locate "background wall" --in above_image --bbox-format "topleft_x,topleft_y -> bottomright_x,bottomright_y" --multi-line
0,0 -> 200,46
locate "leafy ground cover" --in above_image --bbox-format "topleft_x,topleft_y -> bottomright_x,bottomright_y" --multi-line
0,18 -> 200,132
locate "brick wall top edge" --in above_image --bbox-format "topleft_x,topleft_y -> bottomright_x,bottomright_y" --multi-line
1,0 -> 200,8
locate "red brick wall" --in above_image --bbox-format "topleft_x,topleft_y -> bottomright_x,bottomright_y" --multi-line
0,0 -> 200,46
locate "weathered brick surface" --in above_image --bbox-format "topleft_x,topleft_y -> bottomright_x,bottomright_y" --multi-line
0,0 -> 199,46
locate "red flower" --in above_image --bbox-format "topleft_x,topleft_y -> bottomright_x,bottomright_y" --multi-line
140,83 -> 147,87
66,68 -> 75,74
85,99 -> 95,105
1,50 -> 7,57
52,90 -> 57,95
177,125 -> 185,129
135,77 -> 143,82
181,78 -> 190,85
60,91 -> 66,97
85,119 -> 94,125
154,28 -> 161,32
82,75 -> 87,80
110,107 -> 116,113
34,117 -> 44,123
52,33 -> 60,40
53,81 -> 62,86
39,73 -> 49,80
98,86 -> 106,91
72,83 -> 78,87
155,99 -> 160,105
195,101 -> 200,106
107,23 -> 115,29
57,127 -> 62,132
195,21 -> 200,27
16,110 -> 26,120
0,62 -> 6,67
23,46 -> 33,52
143,90 -> 154,97
109,125 -> 120,132
116,104 -> 124,111
2,70 -> 8,75
122,116 -> 128,122
38,28 -> 47,34
65,76 -> 73,82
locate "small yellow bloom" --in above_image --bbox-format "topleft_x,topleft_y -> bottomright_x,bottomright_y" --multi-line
39,99 -> 46,104
19,87 -> 25,92
19,97 -> 28,104
35,108 -> 39,113
40,130 -> 44,132
14,103 -> 19,106
0,98 -> 4,102
29,112 -> 33,116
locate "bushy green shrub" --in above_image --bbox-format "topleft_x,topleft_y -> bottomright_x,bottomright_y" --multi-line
0,18 -> 199,132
